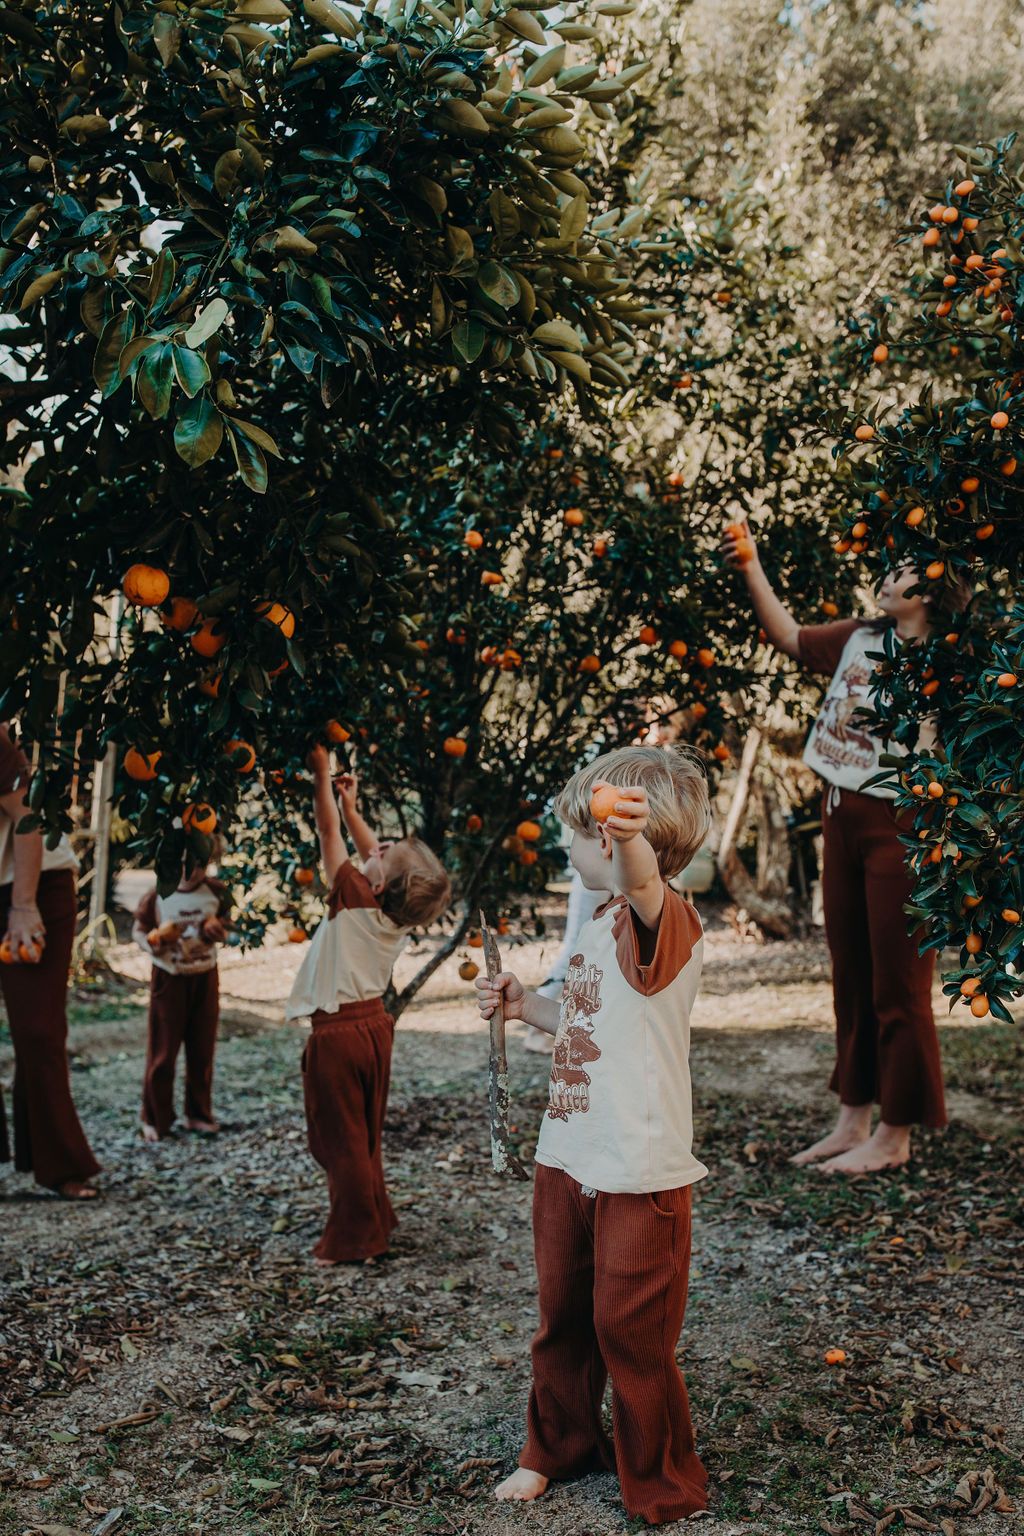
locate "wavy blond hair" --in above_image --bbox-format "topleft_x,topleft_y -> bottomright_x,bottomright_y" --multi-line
554,745 -> 711,880
379,837 -> 451,929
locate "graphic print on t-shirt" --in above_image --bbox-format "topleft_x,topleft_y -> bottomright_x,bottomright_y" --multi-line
547,952 -> 603,1122
806,650 -> 876,775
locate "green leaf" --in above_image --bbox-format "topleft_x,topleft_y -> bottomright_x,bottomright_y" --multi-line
230,417 -> 282,458
184,297 -> 230,349
227,421 -> 269,493
452,319 -> 487,364
93,310 -> 135,395
559,192 -> 588,243
153,11 -> 182,66
174,395 -> 224,467
171,345 -> 211,399
136,342 -> 175,418
488,189 -> 520,245
477,261 -> 519,309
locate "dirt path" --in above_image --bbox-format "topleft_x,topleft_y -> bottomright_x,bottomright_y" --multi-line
1,920 -> 1021,1536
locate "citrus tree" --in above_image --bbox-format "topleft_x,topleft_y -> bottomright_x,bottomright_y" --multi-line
835,136 -> 1024,1021
0,0 -> 657,890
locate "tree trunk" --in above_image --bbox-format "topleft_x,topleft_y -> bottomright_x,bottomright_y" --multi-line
716,729 -> 794,938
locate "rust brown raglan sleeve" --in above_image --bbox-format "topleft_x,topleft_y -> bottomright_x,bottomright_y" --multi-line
613,886 -> 703,997
326,858 -> 381,919
134,888 -> 159,931
796,618 -> 862,677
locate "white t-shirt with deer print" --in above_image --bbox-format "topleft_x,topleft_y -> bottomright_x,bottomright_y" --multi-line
534,885 -> 708,1195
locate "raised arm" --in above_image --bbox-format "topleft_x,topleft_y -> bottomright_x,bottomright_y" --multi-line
307,745 -> 348,883
599,784 -> 665,932
719,521 -> 801,659
335,772 -> 381,865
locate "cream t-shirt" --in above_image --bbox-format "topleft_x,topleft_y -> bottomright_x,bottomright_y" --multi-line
800,620 -> 936,798
0,729 -> 78,887
286,860 -> 409,1018
535,885 -> 708,1195
133,880 -> 227,975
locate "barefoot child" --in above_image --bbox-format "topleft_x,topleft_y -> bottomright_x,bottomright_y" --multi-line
133,856 -> 230,1141
477,745 -> 712,1525
286,748 -> 450,1265
722,524 -> 959,1173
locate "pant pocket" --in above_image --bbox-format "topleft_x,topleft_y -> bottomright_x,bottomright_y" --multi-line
646,1189 -> 676,1218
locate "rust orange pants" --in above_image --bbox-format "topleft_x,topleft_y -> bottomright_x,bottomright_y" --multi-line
522,1164 -> 708,1525
822,788 -> 946,1127
142,966 -> 219,1137
0,870 -> 100,1189
302,998 -> 397,1263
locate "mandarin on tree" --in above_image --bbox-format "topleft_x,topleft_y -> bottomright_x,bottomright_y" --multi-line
122,564 -> 170,608
124,748 -> 161,782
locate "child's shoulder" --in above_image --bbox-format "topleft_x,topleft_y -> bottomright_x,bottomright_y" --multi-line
610,885 -> 703,996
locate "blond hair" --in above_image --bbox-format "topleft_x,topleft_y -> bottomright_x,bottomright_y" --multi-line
379,837 -> 451,929
554,745 -> 711,880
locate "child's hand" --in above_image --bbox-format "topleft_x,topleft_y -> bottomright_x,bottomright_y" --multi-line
334,771 -> 358,810
306,743 -> 330,776
595,782 -> 650,844
475,970 -> 529,1022
202,916 -> 226,944
719,519 -> 759,571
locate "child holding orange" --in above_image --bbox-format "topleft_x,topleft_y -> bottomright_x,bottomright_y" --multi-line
286,748 -> 450,1265
476,744 -> 711,1525
722,521 -> 958,1173
133,854 -> 231,1141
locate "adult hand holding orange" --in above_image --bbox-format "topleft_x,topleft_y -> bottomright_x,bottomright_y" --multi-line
720,519 -> 757,568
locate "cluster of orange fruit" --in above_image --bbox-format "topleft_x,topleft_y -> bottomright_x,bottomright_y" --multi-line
0,934 -> 43,964
920,177 -> 1018,328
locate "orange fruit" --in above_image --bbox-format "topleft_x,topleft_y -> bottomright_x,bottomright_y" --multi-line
712,744 -> 730,762
922,679 -> 940,697
668,472 -> 685,488
970,994 -> 990,1018
578,654 -> 601,674
223,739 -> 256,772
669,639 -> 689,659
593,537 -> 608,557
517,820 -> 542,842
928,204 -> 945,223
639,625 -> 658,646
960,976 -> 982,996
481,570 -> 502,586
546,447 -> 563,460
255,600 -> 296,639
123,564 -> 170,607
458,959 -> 479,981
325,720 -> 350,744
965,932 -> 982,955
906,507 -> 926,528
925,560 -> 945,580
124,748 -> 161,782
480,646 -> 498,665
288,927 -> 308,943
443,737 -> 468,757
17,940 -> 42,964
191,618 -> 227,657
927,781 -> 944,798
161,596 -> 199,632
519,848 -> 538,866
294,868 -> 314,886
498,647 -> 522,671
961,476 -> 980,493
1001,908 -> 1020,924
872,343 -> 889,364
996,672 -> 1017,688
942,273 -> 957,288
940,205 -> 958,224
854,424 -> 875,442
691,701 -> 708,721
954,179 -> 976,196
465,529 -> 484,550
466,813 -> 483,833
922,228 -> 940,248
991,410 -> 1009,429
851,521 -> 868,540
911,784 -> 925,796
732,539 -> 754,564
446,626 -> 466,645
935,300 -> 952,317
589,784 -> 622,824
824,1349 -> 847,1366
714,290 -> 731,305
198,672 -> 222,699
696,647 -> 715,668
182,802 -> 217,835
563,508 -> 584,527
413,639 -> 429,652
962,216 -> 978,233
1000,457 -> 1017,476
976,523 -> 994,541
834,538 -> 852,554
468,932 -> 483,949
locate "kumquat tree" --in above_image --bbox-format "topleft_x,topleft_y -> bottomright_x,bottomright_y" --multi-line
836,136 -> 1024,1023
0,0 -> 658,888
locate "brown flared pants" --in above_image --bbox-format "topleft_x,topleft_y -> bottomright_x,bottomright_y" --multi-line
142,966 -> 220,1137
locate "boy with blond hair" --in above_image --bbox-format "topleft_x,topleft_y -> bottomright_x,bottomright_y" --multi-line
287,747 -> 451,1264
477,744 -> 712,1524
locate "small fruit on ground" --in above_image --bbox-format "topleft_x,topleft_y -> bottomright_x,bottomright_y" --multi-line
824,1348 -> 847,1366
459,959 -> 479,981
288,927 -> 308,943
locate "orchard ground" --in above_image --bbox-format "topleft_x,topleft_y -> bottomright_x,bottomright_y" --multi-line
0,897 -> 1020,1536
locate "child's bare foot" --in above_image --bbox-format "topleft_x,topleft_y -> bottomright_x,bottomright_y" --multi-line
185,1117 -> 220,1135
141,1122 -> 160,1144
820,1122 -> 911,1176
56,1180 -> 100,1201
495,1468 -> 549,1503
790,1104 -> 872,1165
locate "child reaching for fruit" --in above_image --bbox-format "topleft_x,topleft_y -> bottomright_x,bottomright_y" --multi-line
475,744 -> 712,1525
285,747 -> 451,1265
132,853 -> 231,1142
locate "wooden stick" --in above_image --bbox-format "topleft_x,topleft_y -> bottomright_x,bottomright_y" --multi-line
480,911 -> 528,1180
